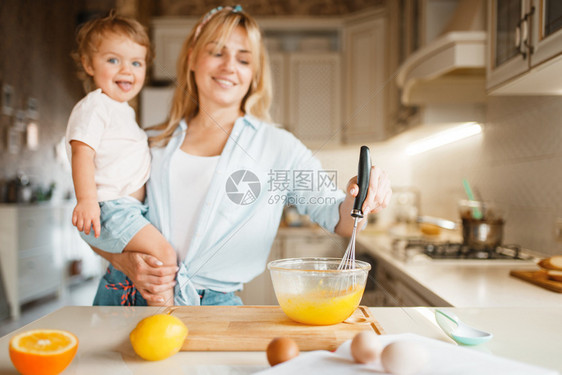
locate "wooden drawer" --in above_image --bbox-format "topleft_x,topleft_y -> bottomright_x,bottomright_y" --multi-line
18,207 -> 56,251
18,247 -> 60,303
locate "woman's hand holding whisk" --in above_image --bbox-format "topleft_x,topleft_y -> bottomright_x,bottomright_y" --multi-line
335,165 -> 392,237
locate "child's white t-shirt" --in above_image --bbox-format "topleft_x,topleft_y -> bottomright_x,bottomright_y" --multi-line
65,89 -> 151,202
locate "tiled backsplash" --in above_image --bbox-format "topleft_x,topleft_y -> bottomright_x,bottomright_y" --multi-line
315,96 -> 562,257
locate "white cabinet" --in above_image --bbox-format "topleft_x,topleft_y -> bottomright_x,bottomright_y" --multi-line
259,47 -> 342,147
342,10 -> 387,143
151,18 -> 197,82
0,204 -> 105,320
487,0 -> 562,94
286,53 -> 341,147
0,205 -> 63,320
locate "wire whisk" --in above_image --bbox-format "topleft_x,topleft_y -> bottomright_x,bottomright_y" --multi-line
337,145 -> 371,273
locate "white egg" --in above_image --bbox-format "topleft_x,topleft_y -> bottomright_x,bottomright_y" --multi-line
381,341 -> 429,375
350,331 -> 383,364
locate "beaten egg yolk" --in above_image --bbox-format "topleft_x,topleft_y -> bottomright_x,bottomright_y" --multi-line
277,286 -> 365,325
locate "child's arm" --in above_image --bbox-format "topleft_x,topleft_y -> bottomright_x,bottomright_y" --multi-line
70,140 -> 101,238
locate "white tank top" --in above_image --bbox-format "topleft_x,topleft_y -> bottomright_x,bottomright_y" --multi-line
169,149 -> 219,261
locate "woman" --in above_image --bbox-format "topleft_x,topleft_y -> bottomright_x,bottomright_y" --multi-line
95,5 -> 392,306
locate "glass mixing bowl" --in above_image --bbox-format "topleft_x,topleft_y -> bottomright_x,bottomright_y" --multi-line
268,257 -> 370,325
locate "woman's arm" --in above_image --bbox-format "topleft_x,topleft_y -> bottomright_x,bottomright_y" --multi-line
334,166 -> 392,237
91,246 -> 178,304
70,140 -> 101,237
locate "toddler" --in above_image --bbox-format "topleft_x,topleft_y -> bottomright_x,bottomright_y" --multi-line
65,13 -> 176,306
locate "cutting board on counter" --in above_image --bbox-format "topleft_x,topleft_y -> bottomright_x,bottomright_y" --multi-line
164,305 -> 384,351
510,269 -> 562,293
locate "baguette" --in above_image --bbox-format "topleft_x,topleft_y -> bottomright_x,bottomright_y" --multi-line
419,223 -> 441,236
546,270 -> 562,282
538,255 -> 562,271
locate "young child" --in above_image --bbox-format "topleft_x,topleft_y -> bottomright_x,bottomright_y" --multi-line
65,13 -> 177,306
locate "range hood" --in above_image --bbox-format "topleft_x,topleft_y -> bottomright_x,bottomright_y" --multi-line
396,0 -> 487,106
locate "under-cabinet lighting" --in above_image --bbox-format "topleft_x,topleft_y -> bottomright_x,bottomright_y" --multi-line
405,122 -> 482,156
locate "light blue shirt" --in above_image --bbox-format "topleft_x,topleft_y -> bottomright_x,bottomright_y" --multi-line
146,115 -> 346,305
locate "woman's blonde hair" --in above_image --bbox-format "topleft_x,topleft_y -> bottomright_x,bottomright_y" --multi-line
72,12 -> 153,93
149,6 -> 272,147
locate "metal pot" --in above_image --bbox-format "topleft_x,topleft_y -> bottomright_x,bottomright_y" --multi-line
461,218 -> 504,250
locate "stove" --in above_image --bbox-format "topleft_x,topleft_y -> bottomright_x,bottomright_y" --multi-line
392,238 -> 538,263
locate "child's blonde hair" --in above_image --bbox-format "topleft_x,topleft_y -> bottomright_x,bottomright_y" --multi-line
72,12 -> 153,93
149,6 -> 272,147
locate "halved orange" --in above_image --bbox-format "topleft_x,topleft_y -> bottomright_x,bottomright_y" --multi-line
9,329 -> 78,375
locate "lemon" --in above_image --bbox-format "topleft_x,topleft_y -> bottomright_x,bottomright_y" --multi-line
129,314 -> 188,361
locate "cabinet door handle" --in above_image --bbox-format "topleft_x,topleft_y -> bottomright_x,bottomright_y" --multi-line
515,6 -> 535,59
521,18 -> 529,58
523,6 -> 535,56
516,19 -> 527,58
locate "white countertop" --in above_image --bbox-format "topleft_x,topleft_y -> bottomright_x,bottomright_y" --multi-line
356,229 -> 562,307
0,306 -> 560,374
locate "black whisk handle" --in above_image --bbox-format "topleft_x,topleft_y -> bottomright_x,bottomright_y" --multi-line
352,146 -> 371,218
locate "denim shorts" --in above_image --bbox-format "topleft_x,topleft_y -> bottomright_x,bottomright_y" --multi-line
197,289 -> 243,306
93,265 -> 148,306
80,196 -> 150,253
92,264 -> 243,306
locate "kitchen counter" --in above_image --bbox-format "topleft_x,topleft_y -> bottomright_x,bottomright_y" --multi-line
356,230 -> 562,307
0,306 -> 560,374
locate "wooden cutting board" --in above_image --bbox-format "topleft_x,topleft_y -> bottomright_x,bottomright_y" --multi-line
510,269 -> 562,293
164,305 -> 384,351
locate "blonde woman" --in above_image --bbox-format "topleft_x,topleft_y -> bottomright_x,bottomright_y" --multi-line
99,5 -> 392,306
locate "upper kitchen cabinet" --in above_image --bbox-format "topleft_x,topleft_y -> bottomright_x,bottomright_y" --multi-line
151,18 -> 196,82
487,0 -> 562,94
394,0 -> 487,127
263,20 -> 343,148
285,52 -> 341,148
341,9 -> 387,143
